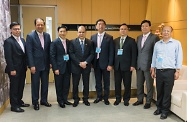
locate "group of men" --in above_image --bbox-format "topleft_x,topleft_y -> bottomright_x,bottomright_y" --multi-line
4,18 -> 183,120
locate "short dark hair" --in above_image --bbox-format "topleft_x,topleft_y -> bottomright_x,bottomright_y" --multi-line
57,25 -> 68,32
120,23 -> 129,29
10,22 -> 20,29
96,19 -> 106,25
141,20 -> 151,26
34,18 -> 45,25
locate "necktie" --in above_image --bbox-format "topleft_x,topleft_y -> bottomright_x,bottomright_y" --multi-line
62,40 -> 67,53
16,37 -> 25,52
120,38 -> 124,49
141,35 -> 146,48
39,34 -> 44,49
80,41 -> 84,54
97,35 -> 102,59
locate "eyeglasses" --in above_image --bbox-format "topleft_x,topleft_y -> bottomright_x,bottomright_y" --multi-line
12,28 -> 21,31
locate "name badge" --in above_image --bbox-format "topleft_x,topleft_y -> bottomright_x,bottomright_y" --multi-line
117,49 -> 123,55
158,57 -> 163,62
96,47 -> 101,53
64,54 -> 69,61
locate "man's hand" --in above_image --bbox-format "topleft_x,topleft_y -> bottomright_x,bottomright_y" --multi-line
151,68 -> 156,79
174,71 -> 180,80
30,67 -> 36,74
79,62 -> 87,69
55,70 -> 59,75
10,70 -> 16,76
130,67 -> 135,72
107,66 -> 112,71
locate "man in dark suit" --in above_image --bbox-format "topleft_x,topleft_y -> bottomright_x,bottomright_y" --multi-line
26,18 -> 51,110
133,20 -> 159,109
91,19 -> 114,105
69,26 -> 94,107
50,25 -> 72,108
113,23 -> 137,106
4,22 -> 30,112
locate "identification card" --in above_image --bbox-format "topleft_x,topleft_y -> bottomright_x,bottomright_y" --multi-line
117,49 -> 123,55
64,54 -> 69,61
158,57 -> 163,62
96,47 -> 101,53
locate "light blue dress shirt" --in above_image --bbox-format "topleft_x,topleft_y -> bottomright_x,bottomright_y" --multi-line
151,38 -> 183,69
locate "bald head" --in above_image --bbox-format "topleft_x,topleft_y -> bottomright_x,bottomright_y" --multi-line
77,26 -> 86,40
162,25 -> 173,41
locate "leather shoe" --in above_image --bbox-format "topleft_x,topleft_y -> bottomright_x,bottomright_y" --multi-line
73,101 -> 79,107
124,102 -> 129,106
11,107 -> 24,112
132,101 -> 143,106
20,103 -> 30,107
93,98 -> 102,103
41,102 -> 52,107
153,109 -> 162,115
104,100 -> 110,105
59,103 -> 65,108
64,101 -> 72,105
33,104 -> 39,110
113,101 -> 120,106
83,101 -> 90,106
160,113 -> 167,119
144,103 -> 151,109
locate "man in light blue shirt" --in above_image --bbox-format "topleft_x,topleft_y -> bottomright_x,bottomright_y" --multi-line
151,26 -> 183,120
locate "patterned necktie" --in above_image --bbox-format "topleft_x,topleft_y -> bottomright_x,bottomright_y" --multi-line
120,38 -> 124,49
141,35 -> 146,48
80,41 -> 84,54
97,35 -> 102,59
16,37 -> 25,52
62,40 -> 67,53
39,34 -> 44,49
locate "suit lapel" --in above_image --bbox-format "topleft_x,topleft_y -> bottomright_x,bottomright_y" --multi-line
34,31 -> 43,49
12,36 -> 24,54
142,33 -> 152,49
57,38 -> 66,53
84,39 -> 88,53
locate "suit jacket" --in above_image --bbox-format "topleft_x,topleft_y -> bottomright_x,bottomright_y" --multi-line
26,30 -> 51,71
50,38 -> 71,74
4,36 -> 27,73
137,33 -> 159,71
114,36 -> 137,71
91,33 -> 114,69
69,38 -> 94,74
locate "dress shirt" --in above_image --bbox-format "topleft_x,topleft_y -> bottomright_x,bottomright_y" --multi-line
59,37 -> 67,53
12,35 -> 25,52
97,32 -> 105,44
151,38 -> 183,69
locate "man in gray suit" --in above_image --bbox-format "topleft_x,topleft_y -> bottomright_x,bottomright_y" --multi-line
133,20 -> 159,109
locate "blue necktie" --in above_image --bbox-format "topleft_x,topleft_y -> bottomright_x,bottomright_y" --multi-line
81,41 -> 84,54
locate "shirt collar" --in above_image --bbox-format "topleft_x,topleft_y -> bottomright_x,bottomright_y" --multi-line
59,37 -> 66,42
143,32 -> 150,37
12,34 -> 20,41
79,38 -> 85,43
98,32 -> 105,37
160,37 -> 173,43
121,36 -> 127,40
36,31 -> 43,36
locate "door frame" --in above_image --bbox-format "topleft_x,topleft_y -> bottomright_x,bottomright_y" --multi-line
19,5 -> 58,38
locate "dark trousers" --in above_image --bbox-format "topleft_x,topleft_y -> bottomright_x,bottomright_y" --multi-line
94,66 -> 110,100
54,68 -> 70,104
9,67 -> 26,108
72,69 -> 90,102
31,70 -> 49,105
156,69 -> 175,114
136,69 -> 154,103
114,69 -> 132,103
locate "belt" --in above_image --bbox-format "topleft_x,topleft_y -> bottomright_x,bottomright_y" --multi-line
156,69 -> 174,72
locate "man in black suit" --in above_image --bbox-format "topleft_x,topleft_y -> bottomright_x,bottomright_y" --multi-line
26,18 -> 51,110
50,25 -> 72,108
91,19 -> 114,105
4,22 -> 30,112
69,26 -> 94,107
113,23 -> 137,106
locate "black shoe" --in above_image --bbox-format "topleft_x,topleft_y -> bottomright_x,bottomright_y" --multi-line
93,98 -> 102,103
20,103 -> 30,107
160,113 -> 167,119
124,102 -> 129,106
132,101 -> 143,106
83,101 -> 90,106
59,102 -> 65,108
41,102 -> 52,107
33,104 -> 39,110
73,101 -> 79,107
64,101 -> 73,105
113,101 -> 120,106
11,107 -> 24,112
104,100 -> 110,105
144,103 -> 151,109
153,109 -> 162,115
